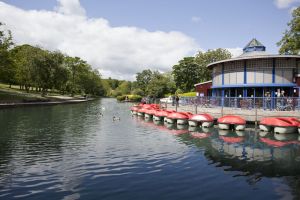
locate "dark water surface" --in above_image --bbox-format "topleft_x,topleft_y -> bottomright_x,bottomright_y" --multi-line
1,98 -> 300,199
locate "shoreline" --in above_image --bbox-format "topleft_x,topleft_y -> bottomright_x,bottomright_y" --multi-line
0,98 -> 95,109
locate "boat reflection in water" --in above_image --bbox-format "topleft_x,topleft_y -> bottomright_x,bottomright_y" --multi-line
135,116 -> 300,177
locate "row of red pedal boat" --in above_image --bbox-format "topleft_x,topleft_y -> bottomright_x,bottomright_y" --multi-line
130,104 -> 300,133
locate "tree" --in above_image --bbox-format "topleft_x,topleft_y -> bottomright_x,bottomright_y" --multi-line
10,44 -> 41,92
136,69 -> 153,94
194,48 -> 231,82
116,81 -> 131,95
146,72 -> 169,98
0,22 -> 15,87
34,50 -> 65,95
277,7 -> 300,54
107,77 -> 120,90
52,53 -> 69,94
162,72 -> 176,94
64,56 -> 87,95
172,57 -> 200,92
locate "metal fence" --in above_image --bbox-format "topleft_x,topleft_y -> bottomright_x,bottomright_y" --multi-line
161,96 -> 300,111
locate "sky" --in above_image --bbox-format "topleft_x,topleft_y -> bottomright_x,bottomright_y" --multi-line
0,0 -> 299,80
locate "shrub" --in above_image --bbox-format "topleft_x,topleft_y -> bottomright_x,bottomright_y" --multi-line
116,95 -> 126,101
128,95 -> 142,102
116,94 -> 142,102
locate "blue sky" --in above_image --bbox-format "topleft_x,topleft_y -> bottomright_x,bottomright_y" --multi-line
0,0 -> 299,79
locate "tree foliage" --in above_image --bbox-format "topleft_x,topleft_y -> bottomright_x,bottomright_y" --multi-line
173,49 -> 231,92
135,69 -> 153,94
0,22 -> 106,97
277,7 -> 300,54
0,22 -> 14,86
172,57 -> 201,92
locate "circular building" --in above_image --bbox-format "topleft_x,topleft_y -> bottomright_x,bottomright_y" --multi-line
207,39 -> 300,99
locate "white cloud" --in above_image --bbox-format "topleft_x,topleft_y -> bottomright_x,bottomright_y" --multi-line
226,47 -> 243,58
191,16 -> 201,23
0,1 -> 199,80
274,0 -> 300,9
55,0 -> 85,16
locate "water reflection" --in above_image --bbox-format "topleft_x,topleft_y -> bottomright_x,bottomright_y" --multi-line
134,115 -> 300,177
134,116 -> 300,199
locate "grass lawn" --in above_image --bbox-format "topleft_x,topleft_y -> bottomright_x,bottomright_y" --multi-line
0,83 -> 83,103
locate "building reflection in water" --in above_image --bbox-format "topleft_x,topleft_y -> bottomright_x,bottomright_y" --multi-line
136,117 -> 300,198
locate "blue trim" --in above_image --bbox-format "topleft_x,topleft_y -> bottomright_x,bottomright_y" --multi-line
243,88 -> 247,97
244,60 -> 247,84
222,63 -> 224,85
271,88 -> 275,109
211,83 -> 296,89
272,58 -> 275,83
221,89 -> 224,106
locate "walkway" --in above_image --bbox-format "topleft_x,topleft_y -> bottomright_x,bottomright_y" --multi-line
164,104 -> 300,122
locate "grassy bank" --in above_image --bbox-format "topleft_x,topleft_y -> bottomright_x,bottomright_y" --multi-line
0,83 -> 85,104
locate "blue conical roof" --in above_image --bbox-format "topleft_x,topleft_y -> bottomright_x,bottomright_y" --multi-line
243,38 -> 266,52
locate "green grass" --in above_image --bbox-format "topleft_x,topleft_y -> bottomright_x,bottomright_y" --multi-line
0,83 -> 84,103
179,92 -> 196,97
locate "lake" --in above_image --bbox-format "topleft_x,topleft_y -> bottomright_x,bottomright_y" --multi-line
0,98 -> 300,199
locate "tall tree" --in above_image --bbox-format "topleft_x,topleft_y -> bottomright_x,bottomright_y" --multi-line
64,56 -> 87,95
277,7 -> 300,54
172,57 -> 200,92
146,72 -> 169,98
0,22 -> 15,87
135,69 -> 153,94
10,44 -> 40,92
34,50 -> 65,95
194,48 -> 231,82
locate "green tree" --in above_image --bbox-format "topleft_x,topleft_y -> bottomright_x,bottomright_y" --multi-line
146,72 -> 169,98
0,22 -> 15,87
136,69 -> 153,94
64,56 -> 87,95
172,57 -> 200,92
278,7 -> 300,54
79,69 -> 104,96
107,77 -> 120,90
162,71 -> 176,94
194,48 -> 231,82
116,81 -> 131,95
52,54 -> 69,94
34,50 -> 65,95
10,44 -> 40,92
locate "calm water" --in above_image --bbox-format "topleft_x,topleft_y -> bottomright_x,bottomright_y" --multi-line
1,98 -> 300,199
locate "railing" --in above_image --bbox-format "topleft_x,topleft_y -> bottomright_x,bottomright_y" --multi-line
161,96 -> 300,111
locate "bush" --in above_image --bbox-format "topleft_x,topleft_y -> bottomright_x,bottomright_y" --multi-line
128,94 -> 142,102
116,95 -> 126,101
111,90 -> 122,97
116,94 -> 142,102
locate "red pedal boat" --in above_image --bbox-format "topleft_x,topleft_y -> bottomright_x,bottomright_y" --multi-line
166,112 -> 193,125
188,113 -> 214,128
217,115 -> 246,130
259,117 -> 300,134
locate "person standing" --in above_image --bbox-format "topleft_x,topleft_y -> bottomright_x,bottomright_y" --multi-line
172,95 -> 175,106
175,95 -> 179,107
